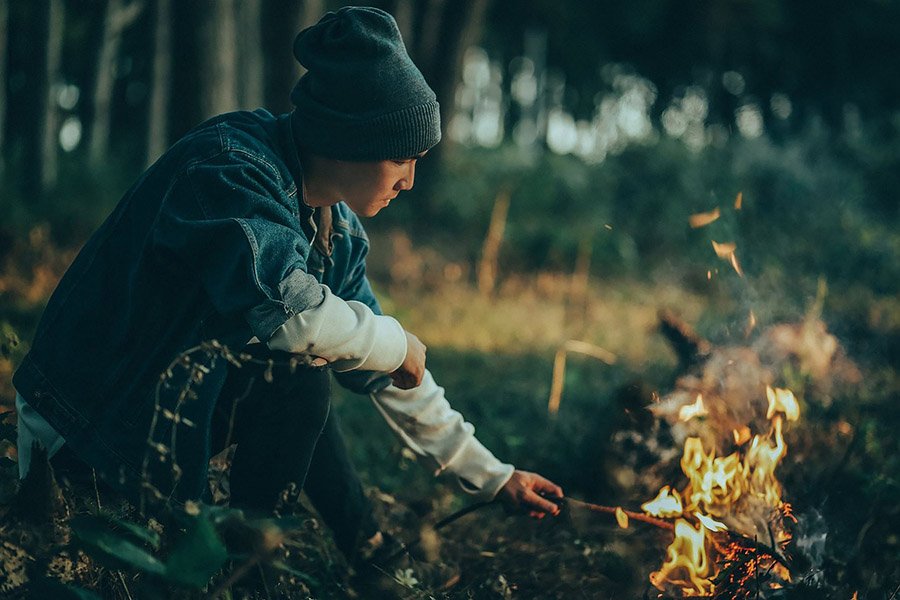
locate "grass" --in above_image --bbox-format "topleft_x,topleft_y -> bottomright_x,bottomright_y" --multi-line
0,225 -> 898,598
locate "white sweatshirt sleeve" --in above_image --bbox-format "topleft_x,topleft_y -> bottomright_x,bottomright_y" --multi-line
267,285 -> 408,374
369,369 -> 515,501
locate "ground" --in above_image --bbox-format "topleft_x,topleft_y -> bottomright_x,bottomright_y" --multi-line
1,228 -> 898,599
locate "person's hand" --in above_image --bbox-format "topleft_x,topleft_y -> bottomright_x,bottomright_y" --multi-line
498,470 -> 564,519
390,331 -> 426,389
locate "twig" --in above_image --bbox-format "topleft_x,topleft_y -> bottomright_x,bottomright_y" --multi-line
563,497 -> 673,531
116,570 -> 134,600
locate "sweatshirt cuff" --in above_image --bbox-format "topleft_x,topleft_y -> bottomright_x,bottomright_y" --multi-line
444,437 -> 515,502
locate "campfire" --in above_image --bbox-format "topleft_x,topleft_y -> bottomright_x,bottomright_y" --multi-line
642,386 -> 798,597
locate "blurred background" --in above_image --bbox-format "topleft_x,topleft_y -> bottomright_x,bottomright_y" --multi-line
1,1 -> 899,597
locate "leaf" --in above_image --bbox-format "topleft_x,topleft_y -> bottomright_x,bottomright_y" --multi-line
163,508 -> 228,588
71,515 -> 167,576
102,514 -> 161,550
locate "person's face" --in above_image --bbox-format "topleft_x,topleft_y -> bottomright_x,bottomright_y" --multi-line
338,155 -> 421,217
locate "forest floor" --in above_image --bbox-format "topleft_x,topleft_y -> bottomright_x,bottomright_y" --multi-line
0,227 -> 898,599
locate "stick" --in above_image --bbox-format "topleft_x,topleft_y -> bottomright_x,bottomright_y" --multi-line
563,497 -> 673,531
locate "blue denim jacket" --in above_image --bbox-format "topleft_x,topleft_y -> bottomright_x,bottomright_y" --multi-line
13,110 -> 387,502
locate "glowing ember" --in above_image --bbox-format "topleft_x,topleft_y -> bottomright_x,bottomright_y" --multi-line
744,310 -> 757,338
729,252 -> 744,277
643,387 -> 800,596
678,394 -> 708,421
711,241 -> 736,258
690,208 -> 721,228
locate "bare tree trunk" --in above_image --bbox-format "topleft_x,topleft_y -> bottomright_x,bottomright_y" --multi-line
391,0 -> 415,47
89,0 -> 144,169
199,0 -> 238,119
236,0 -> 263,109
41,0 -> 64,190
0,0 -> 8,174
300,0 -> 324,31
477,186 -> 510,296
146,0 -> 171,167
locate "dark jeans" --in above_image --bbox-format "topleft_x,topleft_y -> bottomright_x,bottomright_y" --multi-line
51,348 -> 379,558
209,349 -> 379,557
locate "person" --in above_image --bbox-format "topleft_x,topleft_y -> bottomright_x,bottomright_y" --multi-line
12,5 -> 562,589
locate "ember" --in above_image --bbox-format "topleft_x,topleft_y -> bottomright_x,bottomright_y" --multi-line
643,386 -> 799,596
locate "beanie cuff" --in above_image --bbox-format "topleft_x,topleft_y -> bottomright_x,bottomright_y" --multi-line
291,100 -> 441,161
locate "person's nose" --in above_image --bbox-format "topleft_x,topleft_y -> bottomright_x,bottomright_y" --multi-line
395,161 -> 416,192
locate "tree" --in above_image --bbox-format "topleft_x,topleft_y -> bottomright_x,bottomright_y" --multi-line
41,0 -> 64,190
0,0 -> 8,175
146,0 -> 171,167
236,0 -> 264,110
198,0 -> 238,120
89,0 -> 144,169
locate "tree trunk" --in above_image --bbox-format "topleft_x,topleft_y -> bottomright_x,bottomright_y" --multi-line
41,0 -> 64,190
145,0 -> 171,167
20,0 -> 50,200
236,0 -> 264,110
411,0 -> 493,218
89,0 -> 144,169
261,0 -> 303,113
199,0 -> 238,120
0,0 -> 8,174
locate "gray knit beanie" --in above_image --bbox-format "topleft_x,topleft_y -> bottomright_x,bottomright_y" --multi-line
290,6 -> 441,161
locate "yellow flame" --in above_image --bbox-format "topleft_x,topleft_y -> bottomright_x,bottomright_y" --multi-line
678,394 -> 708,422
642,486 -> 683,518
650,519 -> 714,595
615,507 -> 629,529
766,386 -> 800,421
647,388 -> 801,594
690,208 -> 721,228
695,513 -> 728,532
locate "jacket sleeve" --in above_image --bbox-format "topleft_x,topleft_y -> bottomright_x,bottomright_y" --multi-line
153,153 -> 324,341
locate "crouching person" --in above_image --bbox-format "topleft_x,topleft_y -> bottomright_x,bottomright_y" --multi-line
12,6 -> 562,595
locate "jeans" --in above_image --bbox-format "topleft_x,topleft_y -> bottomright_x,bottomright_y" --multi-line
50,347 -> 380,559
210,347 -> 379,557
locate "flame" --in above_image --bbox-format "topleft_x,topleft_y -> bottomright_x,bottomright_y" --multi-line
678,394 -> 708,421
644,388 -> 800,595
732,426 -> 751,446
695,513 -> 728,532
642,486 -> 684,518
766,386 -> 799,422
690,208 -> 721,228
650,519 -> 715,596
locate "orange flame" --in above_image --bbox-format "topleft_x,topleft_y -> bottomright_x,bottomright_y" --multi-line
644,388 -> 800,595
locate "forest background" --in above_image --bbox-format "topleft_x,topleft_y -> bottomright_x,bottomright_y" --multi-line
0,0 -> 899,598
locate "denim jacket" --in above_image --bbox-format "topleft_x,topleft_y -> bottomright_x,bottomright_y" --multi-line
13,110 -> 389,501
